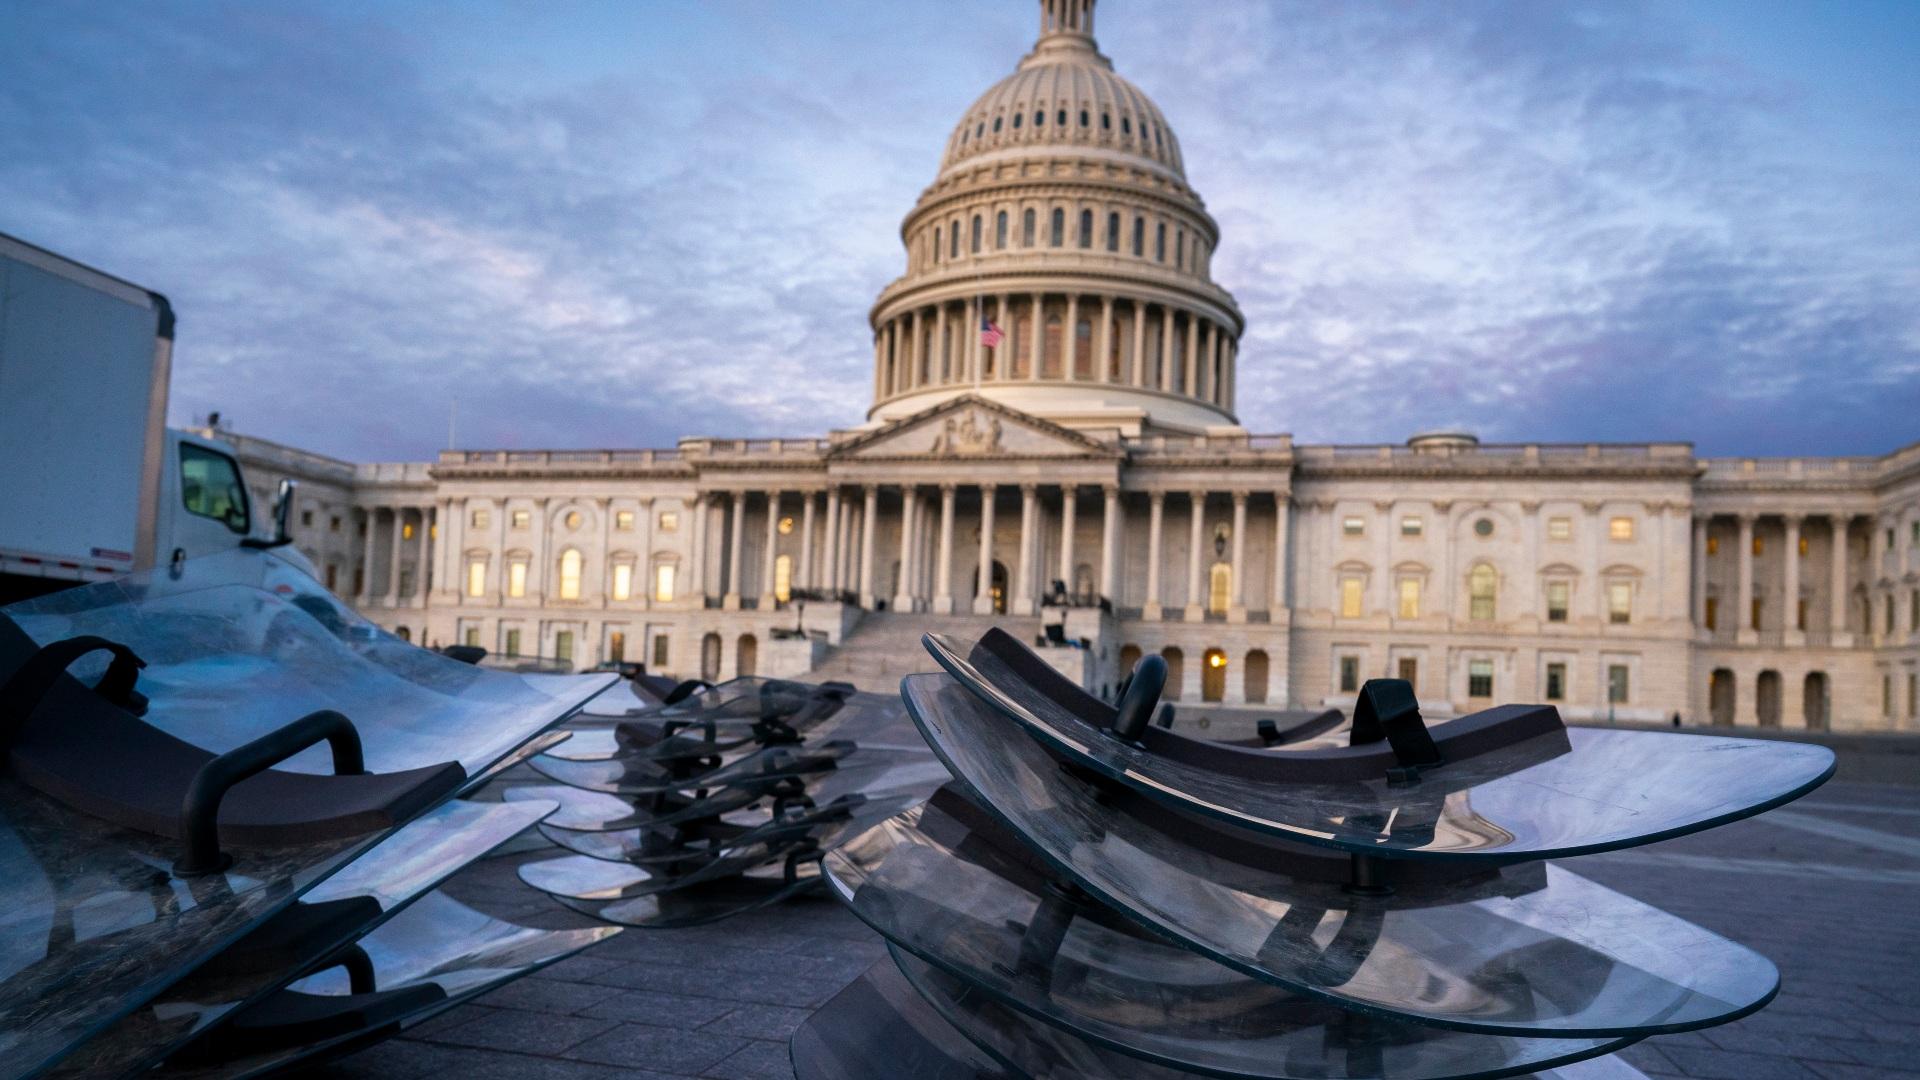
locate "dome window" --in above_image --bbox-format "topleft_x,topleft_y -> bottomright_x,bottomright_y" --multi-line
950,221 -> 960,259
1034,109 -> 1044,127
1121,116 -> 1131,135
1022,208 -> 1036,247
1078,209 -> 1093,249
1057,109 -> 1067,126
1176,229 -> 1185,269
1050,208 -> 1064,247
1080,109 -> 1090,127
994,116 -> 1003,133
976,122 -> 985,137
971,214 -> 983,254
996,210 -> 1008,249
1012,112 -> 1022,129
1102,111 -> 1111,130
1106,211 -> 1120,252
1155,222 -> 1166,262
1132,216 -> 1144,256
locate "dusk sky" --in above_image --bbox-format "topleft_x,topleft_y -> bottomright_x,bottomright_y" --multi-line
2,1 -> 1915,462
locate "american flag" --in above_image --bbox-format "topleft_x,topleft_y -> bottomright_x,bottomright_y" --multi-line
979,314 -> 1005,348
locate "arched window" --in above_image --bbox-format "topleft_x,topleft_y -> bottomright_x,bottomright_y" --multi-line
1022,208 -> 1036,247
1050,208 -> 1065,247
971,215 -> 982,254
1012,112 -> 1022,129
556,549 -> 582,600
1034,109 -> 1044,126
1132,216 -> 1144,256
736,634 -> 758,677
396,626 -> 411,642
1042,317 -> 1062,378
1469,564 -> 1496,621
1101,111 -> 1111,130
976,121 -> 985,138
996,211 -> 1008,249
950,220 -> 959,259
1162,646 -> 1185,701
1106,212 -> 1120,252
993,116 -> 1003,133
1079,109 -> 1089,126
1057,109 -> 1067,126
1121,116 -> 1132,135
1245,650 -> 1270,705
1176,229 -> 1185,269
1078,209 -> 1093,248
1155,222 -> 1166,262
1013,314 -> 1032,377
929,231 -> 938,265
1074,319 -> 1093,378
1202,648 -> 1227,702
701,633 -> 721,680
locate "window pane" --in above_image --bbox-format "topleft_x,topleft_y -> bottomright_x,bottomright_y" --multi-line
467,560 -> 487,597
1545,663 -> 1565,700
1400,517 -> 1422,536
1608,582 -> 1631,623
1609,516 -> 1634,541
1468,659 -> 1493,698
512,509 -> 530,529
1548,517 -> 1571,541
1547,581 -> 1569,621
658,511 -> 679,532
555,631 -> 573,663
652,634 -> 670,667
1340,577 -> 1362,618
1342,516 -> 1365,536
616,511 -> 634,530
1469,565 -> 1495,620
504,629 -> 521,657
179,444 -> 251,534
1339,656 -> 1359,692
559,550 -> 582,600
608,632 -> 625,663
1398,578 -> 1420,619
655,563 -> 676,602
464,626 -> 479,647
612,563 -> 632,601
774,554 -> 793,603
508,561 -> 527,598
1608,665 -> 1630,704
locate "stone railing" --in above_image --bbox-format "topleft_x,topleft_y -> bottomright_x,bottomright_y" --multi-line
435,449 -> 684,467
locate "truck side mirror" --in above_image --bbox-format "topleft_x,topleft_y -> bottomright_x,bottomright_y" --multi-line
244,479 -> 298,550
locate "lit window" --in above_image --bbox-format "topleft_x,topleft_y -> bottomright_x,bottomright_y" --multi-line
1342,516 -> 1365,537
1468,660 -> 1493,698
565,510 -> 583,531
1608,582 -> 1632,624
1799,535 -> 1808,556
1401,517 -> 1423,537
778,516 -> 795,536
774,554 -> 793,603
611,563 -> 632,601
616,510 -> 634,531
1608,664 -> 1630,704
1545,662 -> 1566,701
402,522 -> 415,541
1339,656 -> 1359,693
504,629 -> 521,658
466,559 -> 486,598
1469,565 -> 1496,621
1609,517 -> 1634,541
470,509 -> 488,529
1752,535 -> 1764,556
507,560 -> 527,598
655,563 -> 676,603
1398,578 -> 1420,619
1705,596 -> 1719,630
608,631 -> 625,663
658,512 -> 679,533
1473,518 -> 1493,537
555,631 -> 574,664
511,509 -> 531,529
1340,577 -> 1363,618
1547,517 -> 1571,541
1707,536 -> 1719,555
1547,581 -> 1569,622
559,550 -> 582,600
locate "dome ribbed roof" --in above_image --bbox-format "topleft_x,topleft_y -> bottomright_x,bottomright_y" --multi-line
937,33 -> 1184,179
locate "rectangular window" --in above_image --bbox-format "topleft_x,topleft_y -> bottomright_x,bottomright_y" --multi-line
401,522 -> 415,541
1609,583 -> 1632,624
1339,656 -> 1359,693
1753,597 -> 1764,631
1468,660 -> 1493,699
1609,517 -> 1634,541
504,629 -> 521,658
1340,577 -> 1363,618
1799,535 -> 1809,556
554,631 -> 573,664
1752,535 -> 1765,556
1884,675 -> 1893,717
612,563 -> 633,601
1342,516 -> 1365,537
1398,578 -> 1420,619
558,555 -> 582,600
1397,657 -> 1418,687
466,560 -> 486,597
1546,582 -> 1569,622
655,563 -> 677,603
615,510 -> 635,531
1545,662 -> 1565,701
1911,589 -> 1919,630
1799,598 -> 1809,631
1547,517 -> 1572,541
1705,596 -> 1718,631
470,509 -> 489,529
330,515 -> 341,532
301,510 -> 314,527
463,626 -> 479,648
511,509 -> 531,530
608,631 -> 625,663
652,633 -> 670,668
1400,516 -> 1423,537
1887,597 -> 1896,634
1707,535 -> 1719,555
508,561 -> 527,598
1909,673 -> 1917,718
325,564 -> 338,590
1608,664 -> 1630,704
658,511 -> 679,533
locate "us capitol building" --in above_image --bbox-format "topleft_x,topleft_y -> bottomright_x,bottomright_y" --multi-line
215,0 -> 1919,732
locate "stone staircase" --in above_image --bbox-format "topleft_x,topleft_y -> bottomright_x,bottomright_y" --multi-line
805,610 -> 1038,694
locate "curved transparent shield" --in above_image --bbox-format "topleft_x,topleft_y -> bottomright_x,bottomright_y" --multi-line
901,673 -> 1780,1038
791,953 -> 1016,1080
926,633 -> 1834,861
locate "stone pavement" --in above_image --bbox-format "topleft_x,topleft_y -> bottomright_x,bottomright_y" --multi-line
302,778 -> 1920,1080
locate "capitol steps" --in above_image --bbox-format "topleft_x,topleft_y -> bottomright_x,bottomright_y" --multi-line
805,611 -> 1038,694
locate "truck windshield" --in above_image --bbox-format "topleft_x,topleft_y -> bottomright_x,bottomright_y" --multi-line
180,443 -> 251,534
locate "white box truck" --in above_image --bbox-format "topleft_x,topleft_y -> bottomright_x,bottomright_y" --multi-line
0,231 -> 302,603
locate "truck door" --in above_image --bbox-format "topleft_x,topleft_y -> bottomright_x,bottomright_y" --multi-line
160,437 -> 252,568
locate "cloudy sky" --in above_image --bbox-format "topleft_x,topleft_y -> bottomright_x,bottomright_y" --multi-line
2,1 -> 1915,461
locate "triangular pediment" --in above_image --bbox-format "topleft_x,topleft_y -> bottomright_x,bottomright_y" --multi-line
831,395 -> 1119,461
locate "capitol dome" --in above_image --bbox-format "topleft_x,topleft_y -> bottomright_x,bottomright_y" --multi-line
867,0 -> 1245,436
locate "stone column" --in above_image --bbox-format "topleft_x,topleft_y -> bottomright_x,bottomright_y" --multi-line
384,508 -> 405,605
859,485 -> 879,609
1159,308 -> 1175,391
822,489 -> 841,593
974,484 -> 998,614
1096,296 -> 1114,383
1131,304 -> 1147,386
1830,514 -> 1852,642
1735,513 -> 1755,644
1013,484 -> 1038,615
996,294 -> 1010,380
909,308 -> 924,389
1270,494 -> 1290,617
433,498 -> 454,598
688,494 -> 708,600
1144,492 -> 1166,620
1871,515 -> 1890,640
1184,491 -> 1207,621
1184,315 -> 1199,396
933,484 -> 957,613
894,486 -> 920,612
635,496 -> 654,608
1099,485 -> 1120,603
759,490 -> 780,608
531,497 -> 552,601
933,304 -> 948,383
1063,294 -> 1079,378
1029,293 -> 1044,377
1692,516 -> 1709,631
1784,514 -> 1804,643
1057,485 -> 1077,592
1228,490 -> 1248,622
416,506 -> 433,605
799,491 -> 816,591
1200,322 -> 1217,401
358,509 -> 378,602
724,492 -> 746,609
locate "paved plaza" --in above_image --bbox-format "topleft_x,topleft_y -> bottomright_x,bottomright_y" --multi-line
307,767 -> 1920,1080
